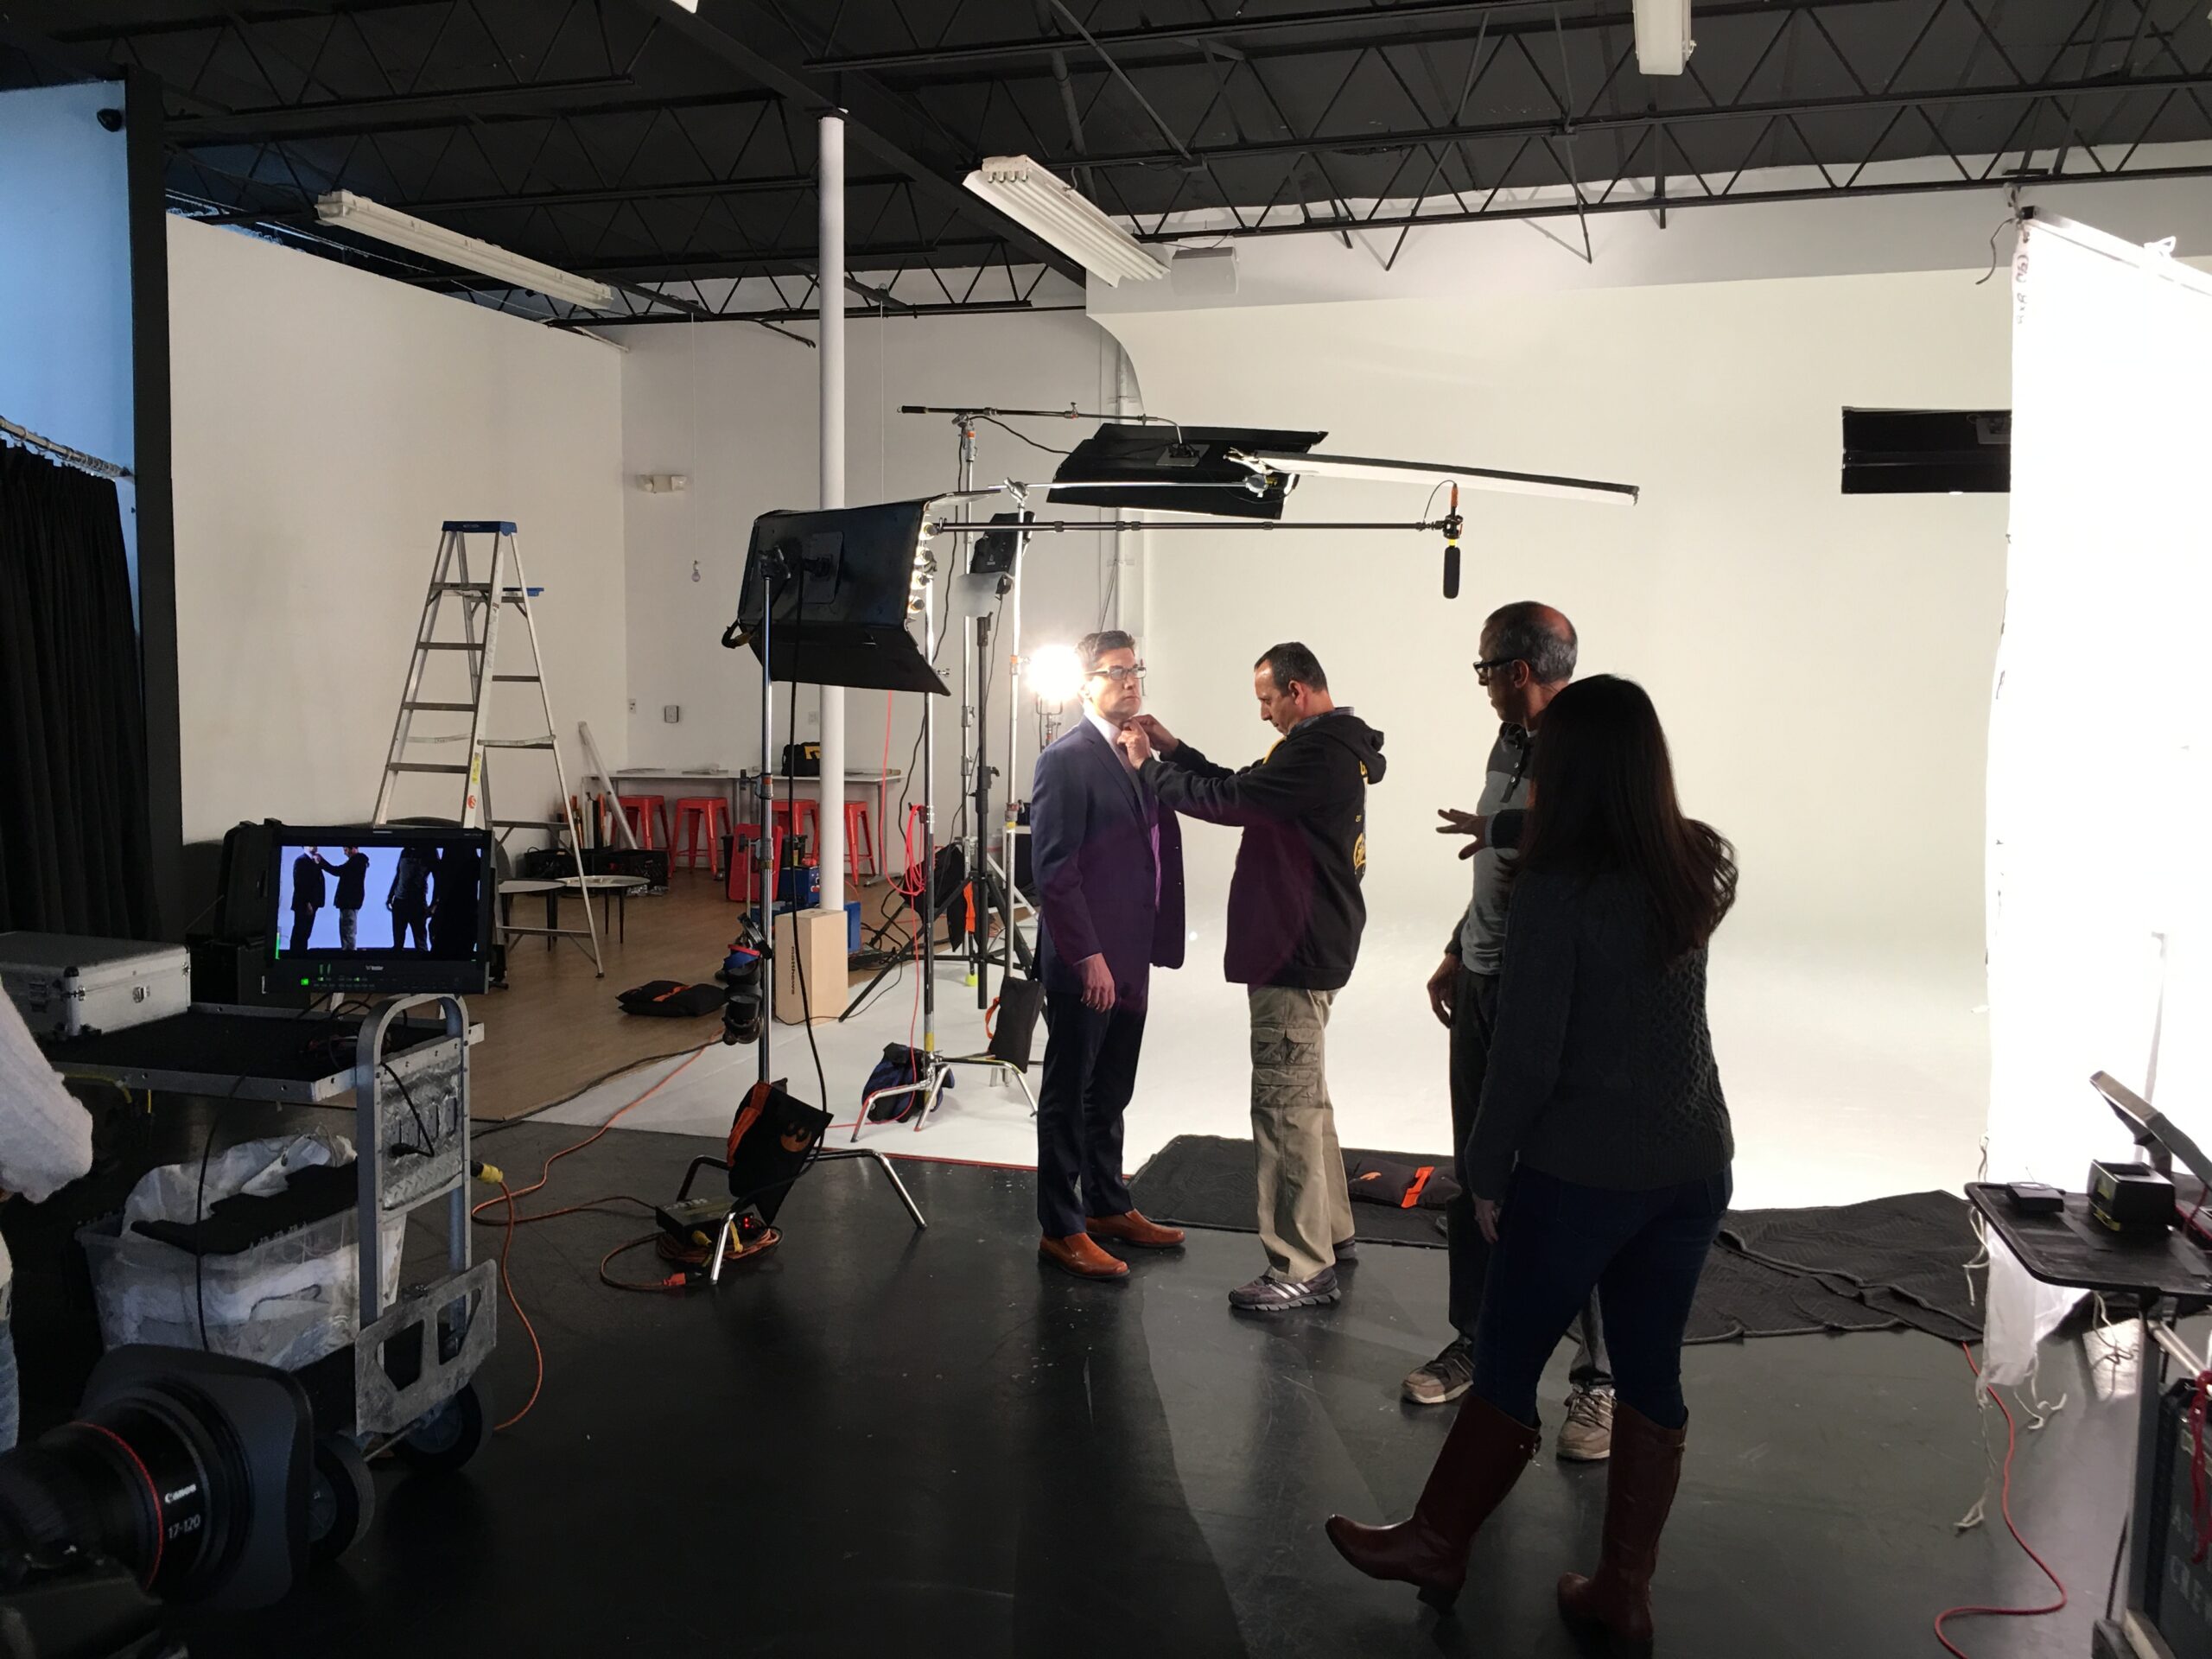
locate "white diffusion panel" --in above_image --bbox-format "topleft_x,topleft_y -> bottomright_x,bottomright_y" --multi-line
1983,214 -> 2212,1384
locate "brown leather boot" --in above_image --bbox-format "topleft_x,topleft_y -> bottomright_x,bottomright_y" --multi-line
1324,1394 -> 1541,1610
1086,1210 -> 1185,1249
1555,1402 -> 1687,1650
1039,1234 -> 1129,1280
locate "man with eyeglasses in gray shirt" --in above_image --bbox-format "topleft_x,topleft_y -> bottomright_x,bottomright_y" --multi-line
1403,601 -> 1618,1464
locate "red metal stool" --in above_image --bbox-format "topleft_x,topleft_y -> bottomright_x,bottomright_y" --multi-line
672,797 -> 731,875
842,799 -> 877,881
617,794 -> 669,849
770,799 -> 822,843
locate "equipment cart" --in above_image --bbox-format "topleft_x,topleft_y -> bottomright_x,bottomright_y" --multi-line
43,996 -> 496,1561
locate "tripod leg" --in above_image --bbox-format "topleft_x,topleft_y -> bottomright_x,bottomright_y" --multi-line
912,1067 -> 952,1133
708,1207 -> 740,1285
811,1147 -> 927,1230
856,1077 -> 928,1142
841,938 -> 907,1021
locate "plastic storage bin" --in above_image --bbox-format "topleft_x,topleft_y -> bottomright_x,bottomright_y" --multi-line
79,1134 -> 404,1374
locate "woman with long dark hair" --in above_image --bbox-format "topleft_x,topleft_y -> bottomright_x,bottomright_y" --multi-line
1325,675 -> 1737,1649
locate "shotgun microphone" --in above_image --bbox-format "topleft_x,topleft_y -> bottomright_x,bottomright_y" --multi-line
1441,482 -> 1462,598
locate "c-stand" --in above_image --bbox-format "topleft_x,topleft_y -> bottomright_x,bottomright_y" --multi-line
842,513 -> 1038,1138
715,531 -> 928,1253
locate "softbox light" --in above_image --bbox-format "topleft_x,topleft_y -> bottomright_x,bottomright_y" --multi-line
727,500 -> 950,694
1049,423 -> 1325,520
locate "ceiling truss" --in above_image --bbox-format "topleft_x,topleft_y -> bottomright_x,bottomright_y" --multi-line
1,0 -> 2203,321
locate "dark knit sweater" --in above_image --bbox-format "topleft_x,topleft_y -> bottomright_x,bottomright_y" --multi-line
1465,868 -> 1733,1198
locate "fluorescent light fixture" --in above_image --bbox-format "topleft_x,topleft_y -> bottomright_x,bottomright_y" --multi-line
1026,644 -> 1087,705
315,190 -> 614,310
1232,450 -> 1641,507
962,156 -> 1168,287
1634,0 -> 1694,74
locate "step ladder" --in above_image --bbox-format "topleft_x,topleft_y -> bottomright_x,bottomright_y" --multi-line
373,520 -> 603,976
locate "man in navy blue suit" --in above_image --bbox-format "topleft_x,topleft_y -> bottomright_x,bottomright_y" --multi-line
1030,630 -> 1187,1281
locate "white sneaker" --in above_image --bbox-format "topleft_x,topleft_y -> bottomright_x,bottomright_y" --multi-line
1556,1387 -> 1615,1461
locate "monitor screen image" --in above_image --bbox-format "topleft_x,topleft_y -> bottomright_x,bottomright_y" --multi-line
265,825 -> 492,994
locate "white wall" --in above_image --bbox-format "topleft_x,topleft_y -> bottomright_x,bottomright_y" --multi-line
1103,269 -> 2013,961
0,83 -> 136,561
617,307 -> 1128,853
1097,156 -> 2212,318
168,216 -> 626,842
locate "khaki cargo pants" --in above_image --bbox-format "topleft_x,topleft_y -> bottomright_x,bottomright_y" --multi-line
1249,986 -> 1354,1285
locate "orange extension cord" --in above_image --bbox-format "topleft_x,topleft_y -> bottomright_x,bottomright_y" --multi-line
467,1045 -> 715,1430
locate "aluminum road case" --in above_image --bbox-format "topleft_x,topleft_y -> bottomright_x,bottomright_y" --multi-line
0,931 -> 193,1039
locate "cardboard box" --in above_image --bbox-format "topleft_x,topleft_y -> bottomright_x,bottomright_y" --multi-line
772,908 -> 847,1027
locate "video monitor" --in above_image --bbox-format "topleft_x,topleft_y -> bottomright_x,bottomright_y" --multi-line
264,823 -> 493,995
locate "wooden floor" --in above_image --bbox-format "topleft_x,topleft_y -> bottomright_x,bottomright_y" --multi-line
467,870 -> 999,1121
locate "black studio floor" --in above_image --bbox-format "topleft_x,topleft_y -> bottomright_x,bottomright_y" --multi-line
173,1120 -> 2133,1659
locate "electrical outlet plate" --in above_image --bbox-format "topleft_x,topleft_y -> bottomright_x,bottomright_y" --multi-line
663,704 -> 681,723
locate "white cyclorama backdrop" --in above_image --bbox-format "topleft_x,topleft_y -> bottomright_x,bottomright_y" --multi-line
168,216 -> 628,842
1980,215 -> 2212,1387
1096,270 -> 2013,1211
617,308 -> 1132,851
1101,271 -> 2009,957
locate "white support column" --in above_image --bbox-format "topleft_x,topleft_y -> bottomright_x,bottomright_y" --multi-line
817,111 -> 847,918
1114,341 -> 1146,637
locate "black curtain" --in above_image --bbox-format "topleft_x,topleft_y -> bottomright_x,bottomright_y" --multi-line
0,443 -> 158,937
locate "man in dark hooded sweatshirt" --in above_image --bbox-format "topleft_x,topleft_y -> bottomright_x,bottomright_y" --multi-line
1119,642 -> 1388,1313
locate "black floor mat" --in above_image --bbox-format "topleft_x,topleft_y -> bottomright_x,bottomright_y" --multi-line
1128,1135 -> 1985,1344
1713,1190 -> 1985,1344
1130,1134 -> 1452,1249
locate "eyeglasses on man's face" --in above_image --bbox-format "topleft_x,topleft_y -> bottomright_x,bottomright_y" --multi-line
1090,664 -> 1147,685
1473,658 -> 1521,688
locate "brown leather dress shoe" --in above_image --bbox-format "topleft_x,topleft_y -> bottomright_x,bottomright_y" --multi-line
1086,1210 -> 1185,1249
1039,1234 -> 1130,1279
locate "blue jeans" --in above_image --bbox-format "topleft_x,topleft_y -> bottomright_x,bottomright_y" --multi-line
1469,1165 -> 1731,1432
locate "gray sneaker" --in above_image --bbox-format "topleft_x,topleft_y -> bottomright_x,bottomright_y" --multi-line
1229,1266 -> 1341,1313
1402,1337 -> 1476,1406
1556,1385 -> 1616,1461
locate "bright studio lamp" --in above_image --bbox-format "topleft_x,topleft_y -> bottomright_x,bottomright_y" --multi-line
962,157 -> 1169,287
1026,644 -> 1088,706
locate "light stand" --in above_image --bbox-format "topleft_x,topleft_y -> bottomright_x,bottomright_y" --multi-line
927,411 -> 1040,1011
850,536 -> 1039,1140
708,541 -> 926,1262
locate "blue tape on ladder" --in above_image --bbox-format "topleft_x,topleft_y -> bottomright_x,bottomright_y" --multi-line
442,519 -> 518,533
